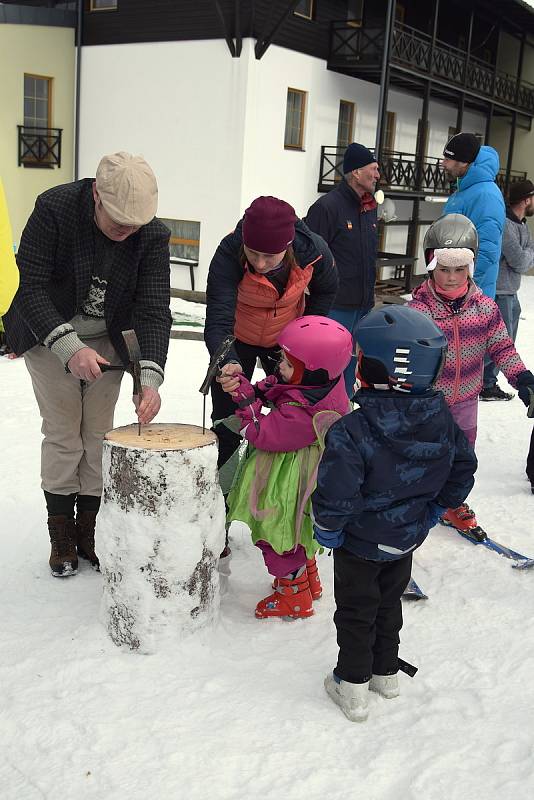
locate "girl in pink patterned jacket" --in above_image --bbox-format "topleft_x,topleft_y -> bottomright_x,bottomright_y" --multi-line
226,316 -> 351,620
409,246 -> 534,534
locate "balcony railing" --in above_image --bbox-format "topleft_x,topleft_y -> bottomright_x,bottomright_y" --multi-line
18,125 -> 62,168
318,146 -> 527,197
329,21 -> 534,116
496,169 -> 528,192
318,146 -> 451,195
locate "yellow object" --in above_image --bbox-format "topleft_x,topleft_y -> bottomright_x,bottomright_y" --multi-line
0,179 -> 19,316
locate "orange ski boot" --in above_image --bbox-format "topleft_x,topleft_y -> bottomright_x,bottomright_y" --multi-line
441,503 -> 486,542
256,571 -> 314,619
272,558 -> 322,600
306,556 -> 322,600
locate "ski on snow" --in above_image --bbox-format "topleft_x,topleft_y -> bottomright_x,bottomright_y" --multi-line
441,520 -> 534,570
402,577 -> 428,600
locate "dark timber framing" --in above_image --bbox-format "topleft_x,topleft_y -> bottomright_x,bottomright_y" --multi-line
255,0 -> 303,59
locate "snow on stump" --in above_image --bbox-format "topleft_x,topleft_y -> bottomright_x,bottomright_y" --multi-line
98,423 -> 226,653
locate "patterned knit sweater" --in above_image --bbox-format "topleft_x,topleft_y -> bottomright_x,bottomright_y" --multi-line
409,279 -> 526,405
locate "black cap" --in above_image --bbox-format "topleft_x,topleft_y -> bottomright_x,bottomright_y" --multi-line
509,179 -> 534,205
443,133 -> 481,164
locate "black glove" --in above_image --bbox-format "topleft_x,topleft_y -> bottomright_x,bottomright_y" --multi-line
516,371 -> 534,417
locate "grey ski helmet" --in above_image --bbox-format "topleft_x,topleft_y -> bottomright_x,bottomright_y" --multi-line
423,213 -> 478,265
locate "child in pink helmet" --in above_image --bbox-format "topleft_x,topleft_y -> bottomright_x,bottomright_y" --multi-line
226,315 -> 352,619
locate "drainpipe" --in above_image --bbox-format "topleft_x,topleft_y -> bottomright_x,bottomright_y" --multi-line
375,0 -> 395,160
74,0 -> 83,179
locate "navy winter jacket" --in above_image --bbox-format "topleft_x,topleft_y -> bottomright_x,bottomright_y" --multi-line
443,146 -> 505,299
204,218 -> 338,364
305,179 -> 377,309
312,389 -> 477,561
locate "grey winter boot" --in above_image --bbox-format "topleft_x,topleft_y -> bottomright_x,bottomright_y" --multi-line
369,673 -> 400,699
324,673 -> 369,722
48,515 -> 78,577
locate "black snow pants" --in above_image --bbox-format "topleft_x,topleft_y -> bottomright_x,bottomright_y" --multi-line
333,547 -> 412,684
527,426 -> 534,485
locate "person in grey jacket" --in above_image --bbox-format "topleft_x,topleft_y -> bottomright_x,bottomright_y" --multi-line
481,179 -> 534,400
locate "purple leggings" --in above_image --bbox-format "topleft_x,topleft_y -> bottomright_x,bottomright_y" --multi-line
256,540 -> 308,577
449,396 -> 478,449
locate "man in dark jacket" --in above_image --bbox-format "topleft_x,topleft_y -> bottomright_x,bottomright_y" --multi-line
4,152 -> 171,578
305,143 -> 380,395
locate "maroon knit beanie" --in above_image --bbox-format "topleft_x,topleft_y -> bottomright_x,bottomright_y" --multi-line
242,196 -> 297,254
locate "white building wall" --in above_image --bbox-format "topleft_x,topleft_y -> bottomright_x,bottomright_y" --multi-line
79,38 -> 487,288
79,39 -> 250,291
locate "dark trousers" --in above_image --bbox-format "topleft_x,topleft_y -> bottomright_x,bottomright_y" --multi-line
328,306 -> 373,397
527,427 -> 534,484
333,547 -> 412,684
210,339 -> 280,471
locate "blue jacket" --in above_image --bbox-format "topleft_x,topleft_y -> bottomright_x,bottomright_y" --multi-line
312,389 -> 477,561
443,146 -> 505,299
305,180 -> 377,310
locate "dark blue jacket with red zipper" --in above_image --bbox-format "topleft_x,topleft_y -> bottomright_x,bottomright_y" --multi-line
305,179 -> 377,310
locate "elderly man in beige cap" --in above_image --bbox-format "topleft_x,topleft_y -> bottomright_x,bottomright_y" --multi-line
4,152 -> 171,579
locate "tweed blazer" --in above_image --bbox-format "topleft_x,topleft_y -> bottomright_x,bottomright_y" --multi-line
4,179 -> 172,369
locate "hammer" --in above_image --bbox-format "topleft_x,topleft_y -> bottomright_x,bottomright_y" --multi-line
101,329 -> 143,435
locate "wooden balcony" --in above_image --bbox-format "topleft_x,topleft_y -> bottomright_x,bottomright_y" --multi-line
328,21 -> 534,117
318,146 -> 450,196
18,125 -> 62,168
318,146 -> 527,198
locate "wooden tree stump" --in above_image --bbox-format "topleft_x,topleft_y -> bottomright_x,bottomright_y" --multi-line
98,423 -> 225,653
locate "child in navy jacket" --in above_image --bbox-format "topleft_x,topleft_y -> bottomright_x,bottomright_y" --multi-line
312,305 -> 477,722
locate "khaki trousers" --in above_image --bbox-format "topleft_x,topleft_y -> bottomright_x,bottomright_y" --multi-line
24,337 -> 124,496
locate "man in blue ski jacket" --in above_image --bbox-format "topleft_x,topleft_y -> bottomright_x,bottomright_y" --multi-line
442,132 -> 505,299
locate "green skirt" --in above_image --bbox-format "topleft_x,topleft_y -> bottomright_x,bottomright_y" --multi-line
226,444 -> 322,559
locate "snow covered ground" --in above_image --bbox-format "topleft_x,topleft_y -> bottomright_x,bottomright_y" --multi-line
2,279 -> 534,800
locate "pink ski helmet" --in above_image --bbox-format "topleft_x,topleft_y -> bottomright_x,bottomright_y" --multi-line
277,316 -> 353,380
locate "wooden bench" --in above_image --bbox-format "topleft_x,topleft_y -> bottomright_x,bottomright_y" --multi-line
170,256 -> 199,291
169,234 -> 200,290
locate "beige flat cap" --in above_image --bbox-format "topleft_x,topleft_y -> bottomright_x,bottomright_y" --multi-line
95,151 -> 158,226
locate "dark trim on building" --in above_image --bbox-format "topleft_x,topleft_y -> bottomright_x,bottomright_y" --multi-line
0,4 -> 76,26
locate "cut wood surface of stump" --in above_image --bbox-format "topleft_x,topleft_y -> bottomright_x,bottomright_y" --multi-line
98,423 -> 226,653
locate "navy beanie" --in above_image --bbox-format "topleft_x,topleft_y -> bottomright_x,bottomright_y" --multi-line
343,143 -> 376,174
